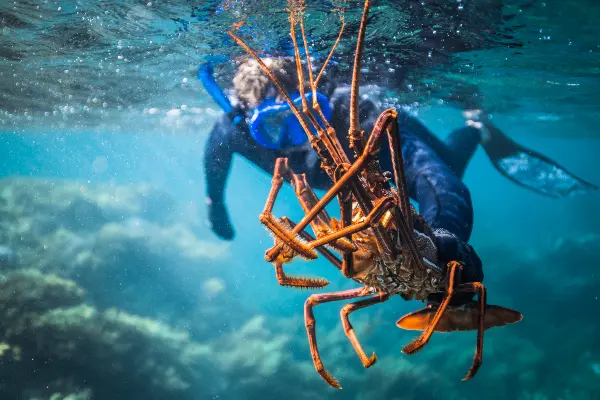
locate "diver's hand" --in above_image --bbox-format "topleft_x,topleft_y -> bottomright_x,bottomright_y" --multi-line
426,229 -> 484,308
433,229 -> 483,284
206,198 -> 235,240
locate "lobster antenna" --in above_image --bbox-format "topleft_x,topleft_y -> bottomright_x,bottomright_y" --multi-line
348,0 -> 370,156
289,3 -> 329,138
314,8 -> 345,90
296,3 -> 348,164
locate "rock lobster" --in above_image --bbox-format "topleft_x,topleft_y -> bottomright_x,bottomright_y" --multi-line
228,0 -> 522,389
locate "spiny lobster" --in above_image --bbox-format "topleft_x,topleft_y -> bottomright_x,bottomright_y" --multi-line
228,0 -> 522,389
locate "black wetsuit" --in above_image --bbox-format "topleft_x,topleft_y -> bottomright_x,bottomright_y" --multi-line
204,89 -> 485,283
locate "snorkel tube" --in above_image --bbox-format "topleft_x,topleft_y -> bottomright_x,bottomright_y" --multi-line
198,63 -> 244,125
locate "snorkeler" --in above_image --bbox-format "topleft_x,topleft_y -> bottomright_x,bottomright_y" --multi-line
200,57 -> 597,248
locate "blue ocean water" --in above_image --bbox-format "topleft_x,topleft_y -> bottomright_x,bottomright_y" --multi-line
1,1 -> 599,399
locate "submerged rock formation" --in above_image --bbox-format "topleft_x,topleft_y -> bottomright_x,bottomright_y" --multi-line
0,177 -> 598,400
0,177 -> 231,332
0,269 -> 206,400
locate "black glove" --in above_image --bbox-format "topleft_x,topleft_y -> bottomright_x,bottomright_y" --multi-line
428,229 -> 483,306
433,229 -> 483,284
207,199 -> 235,240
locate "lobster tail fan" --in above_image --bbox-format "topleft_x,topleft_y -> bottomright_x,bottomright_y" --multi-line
396,304 -> 523,332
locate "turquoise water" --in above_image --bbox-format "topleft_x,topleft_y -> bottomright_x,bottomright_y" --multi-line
1,1 -> 600,399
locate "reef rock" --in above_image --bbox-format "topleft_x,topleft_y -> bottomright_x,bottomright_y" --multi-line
0,177 -> 231,329
0,269 -> 207,400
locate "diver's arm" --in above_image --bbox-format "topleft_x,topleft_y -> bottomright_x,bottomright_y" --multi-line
205,116 -> 236,203
204,115 -> 238,240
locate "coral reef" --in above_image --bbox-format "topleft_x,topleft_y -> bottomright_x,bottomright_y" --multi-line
0,269 -> 207,400
0,177 -> 598,400
0,178 -> 231,332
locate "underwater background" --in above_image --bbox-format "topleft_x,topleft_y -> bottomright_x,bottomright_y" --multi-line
1,0 -> 599,399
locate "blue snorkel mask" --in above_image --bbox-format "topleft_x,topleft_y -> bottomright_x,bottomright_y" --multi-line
198,62 -> 332,151
248,92 -> 331,150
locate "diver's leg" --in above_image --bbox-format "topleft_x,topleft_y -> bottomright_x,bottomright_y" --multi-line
340,292 -> 391,367
395,111 -> 451,160
393,111 -> 482,180
403,136 -> 475,242
443,125 -> 482,179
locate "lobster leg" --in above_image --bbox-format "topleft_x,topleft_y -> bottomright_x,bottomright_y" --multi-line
260,159 -> 344,288
305,287 -> 371,389
265,0 -> 396,265
383,109 -> 413,231
280,216 -> 342,270
365,109 -> 431,276
339,186 -> 356,277
261,158 -> 353,260
273,261 -> 329,289
455,281 -> 487,381
402,261 -> 463,355
265,135 -> 400,263
341,292 -> 391,367
270,216 -> 333,289
308,197 -> 395,249
290,172 -> 355,253
231,0 -> 398,266
264,155 -> 376,262
260,158 -> 318,260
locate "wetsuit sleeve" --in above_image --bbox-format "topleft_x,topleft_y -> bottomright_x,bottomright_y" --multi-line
204,114 -> 281,203
204,115 -> 237,204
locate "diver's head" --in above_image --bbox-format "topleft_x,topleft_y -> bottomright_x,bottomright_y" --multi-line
233,56 -> 334,150
233,56 -> 335,110
233,57 -> 297,109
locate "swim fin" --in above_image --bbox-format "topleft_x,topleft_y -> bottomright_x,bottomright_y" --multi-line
480,122 -> 598,198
